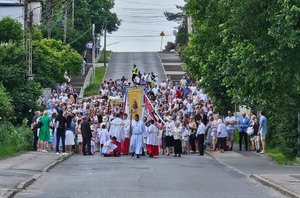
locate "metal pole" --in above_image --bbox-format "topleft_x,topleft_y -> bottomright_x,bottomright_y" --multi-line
92,24 -> 96,84
298,112 -> 300,157
23,0 -> 28,49
72,0 -> 75,29
103,22 -> 107,67
63,0 -> 68,44
160,36 -> 163,51
28,11 -> 33,80
48,2 -> 53,38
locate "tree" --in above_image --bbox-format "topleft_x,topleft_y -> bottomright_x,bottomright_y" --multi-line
0,43 -> 42,122
0,84 -> 14,121
164,4 -> 188,49
184,0 -> 300,158
0,17 -> 23,43
33,39 -> 82,87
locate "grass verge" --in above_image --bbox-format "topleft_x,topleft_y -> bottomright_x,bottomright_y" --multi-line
83,67 -> 106,97
266,148 -> 300,165
98,50 -> 111,63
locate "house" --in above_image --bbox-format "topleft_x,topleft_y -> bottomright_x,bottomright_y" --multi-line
0,0 -> 43,27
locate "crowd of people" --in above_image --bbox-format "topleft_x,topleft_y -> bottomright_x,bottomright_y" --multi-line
31,65 -> 268,158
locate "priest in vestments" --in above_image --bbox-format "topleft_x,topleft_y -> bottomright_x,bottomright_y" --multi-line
122,113 -> 131,155
130,114 -> 146,158
109,113 -> 124,153
146,120 -> 159,157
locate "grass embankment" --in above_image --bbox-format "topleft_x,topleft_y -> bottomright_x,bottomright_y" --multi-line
83,67 -> 106,97
266,148 -> 300,165
98,50 -> 111,63
0,120 -> 32,159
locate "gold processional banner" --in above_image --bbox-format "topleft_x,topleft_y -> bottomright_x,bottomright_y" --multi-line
127,87 -> 143,118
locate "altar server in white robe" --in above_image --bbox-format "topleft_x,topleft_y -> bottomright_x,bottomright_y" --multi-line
109,113 -> 124,153
146,120 -> 159,157
130,114 -> 146,158
122,113 -> 131,155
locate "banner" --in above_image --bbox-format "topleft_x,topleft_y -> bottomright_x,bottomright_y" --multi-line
127,87 -> 143,118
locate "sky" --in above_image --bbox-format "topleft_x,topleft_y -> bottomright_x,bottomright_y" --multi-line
106,0 -> 186,52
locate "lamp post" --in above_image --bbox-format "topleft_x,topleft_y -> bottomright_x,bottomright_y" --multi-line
160,31 -> 165,51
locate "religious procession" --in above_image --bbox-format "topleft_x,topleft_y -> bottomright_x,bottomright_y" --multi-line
32,64 -> 267,159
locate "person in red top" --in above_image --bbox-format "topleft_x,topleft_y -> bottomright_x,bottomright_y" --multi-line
175,87 -> 183,99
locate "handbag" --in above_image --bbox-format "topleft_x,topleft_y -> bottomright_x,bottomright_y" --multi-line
247,127 -> 254,135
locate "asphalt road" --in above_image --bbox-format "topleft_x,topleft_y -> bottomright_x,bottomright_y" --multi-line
105,52 -> 166,82
15,154 -> 285,198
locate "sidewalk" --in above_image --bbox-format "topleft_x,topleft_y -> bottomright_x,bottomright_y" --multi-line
0,152 -> 71,198
205,149 -> 300,198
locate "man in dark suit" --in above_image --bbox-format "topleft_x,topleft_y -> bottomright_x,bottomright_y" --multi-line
237,112 -> 251,151
81,116 -> 93,155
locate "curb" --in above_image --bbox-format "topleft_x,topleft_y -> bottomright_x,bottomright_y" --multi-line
250,175 -> 300,198
4,154 -> 72,198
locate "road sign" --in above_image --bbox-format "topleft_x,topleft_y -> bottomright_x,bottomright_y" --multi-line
160,31 -> 165,37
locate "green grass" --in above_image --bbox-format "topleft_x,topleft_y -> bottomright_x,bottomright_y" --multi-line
266,148 -> 300,165
83,67 -> 106,97
98,50 -> 111,63
181,63 -> 188,71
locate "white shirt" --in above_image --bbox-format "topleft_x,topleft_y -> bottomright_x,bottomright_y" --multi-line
131,120 -> 146,135
186,102 -> 194,112
146,124 -> 159,145
123,119 -> 131,138
217,123 -> 227,138
173,126 -> 182,140
165,121 -> 175,136
98,129 -> 110,144
196,123 -> 206,135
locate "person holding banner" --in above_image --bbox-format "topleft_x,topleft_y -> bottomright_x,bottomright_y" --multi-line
146,120 -> 159,157
109,113 -> 125,154
122,113 -> 131,155
130,114 -> 146,158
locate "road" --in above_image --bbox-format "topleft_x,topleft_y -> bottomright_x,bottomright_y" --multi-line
105,52 -> 166,82
15,154 -> 284,198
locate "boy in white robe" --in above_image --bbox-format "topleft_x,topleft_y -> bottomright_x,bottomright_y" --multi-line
109,113 -> 125,153
102,136 -> 119,157
146,120 -> 159,157
98,124 -> 110,154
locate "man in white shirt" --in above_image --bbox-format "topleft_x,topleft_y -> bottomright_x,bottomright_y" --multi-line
196,119 -> 206,156
146,120 -> 159,158
109,113 -> 125,154
180,76 -> 187,87
130,114 -> 146,158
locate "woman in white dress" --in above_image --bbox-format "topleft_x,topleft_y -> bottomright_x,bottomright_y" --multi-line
76,119 -> 83,154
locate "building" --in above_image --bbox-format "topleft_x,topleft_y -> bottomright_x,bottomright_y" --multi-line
0,0 -> 42,27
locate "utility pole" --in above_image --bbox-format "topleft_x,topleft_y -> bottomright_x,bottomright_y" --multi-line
92,24 -> 96,84
48,1 -> 53,38
63,0 -> 68,44
28,11 -> 33,80
103,21 -> 107,67
160,31 -> 165,51
23,0 -> 28,65
71,0 -> 75,29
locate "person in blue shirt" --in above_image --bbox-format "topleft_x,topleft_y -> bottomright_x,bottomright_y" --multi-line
237,112 -> 251,151
259,111 -> 267,154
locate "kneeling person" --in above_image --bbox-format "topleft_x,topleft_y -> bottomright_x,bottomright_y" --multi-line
102,136 -> 120,157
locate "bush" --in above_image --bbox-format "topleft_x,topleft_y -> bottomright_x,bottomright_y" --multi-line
0,119 -> 33,158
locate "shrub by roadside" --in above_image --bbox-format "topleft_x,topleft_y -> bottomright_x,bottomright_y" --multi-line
0,119 -> 32,158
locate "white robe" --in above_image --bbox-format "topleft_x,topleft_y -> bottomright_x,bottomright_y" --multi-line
129,120 -> 146,154
109,117 -> 125,142
101,140 -> 117,154
123,119 -> 131,138
98,129 -> 110,145
146,124 -> 159,146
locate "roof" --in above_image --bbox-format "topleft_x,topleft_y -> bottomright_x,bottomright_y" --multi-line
0,3 -> 23,6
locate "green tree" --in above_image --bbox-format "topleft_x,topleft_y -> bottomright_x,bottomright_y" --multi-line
0,43 -> 42,122
33,38 -> 82,87
0,84 -> 14,121
184,0 -> 300,158
0,17 -> 23,43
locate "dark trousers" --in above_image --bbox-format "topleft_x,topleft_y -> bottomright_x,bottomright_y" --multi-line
239,132 -> 248,151
132,74 -> 137,82
33,129 -> 38,150
197,134 -> 205,156
189,134 -> 196,152
174,139 -> 182,154
82,137 -> 92,155
56,129 -> 66,153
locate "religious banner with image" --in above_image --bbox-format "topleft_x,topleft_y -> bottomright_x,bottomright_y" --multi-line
126,87 -> 143,118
